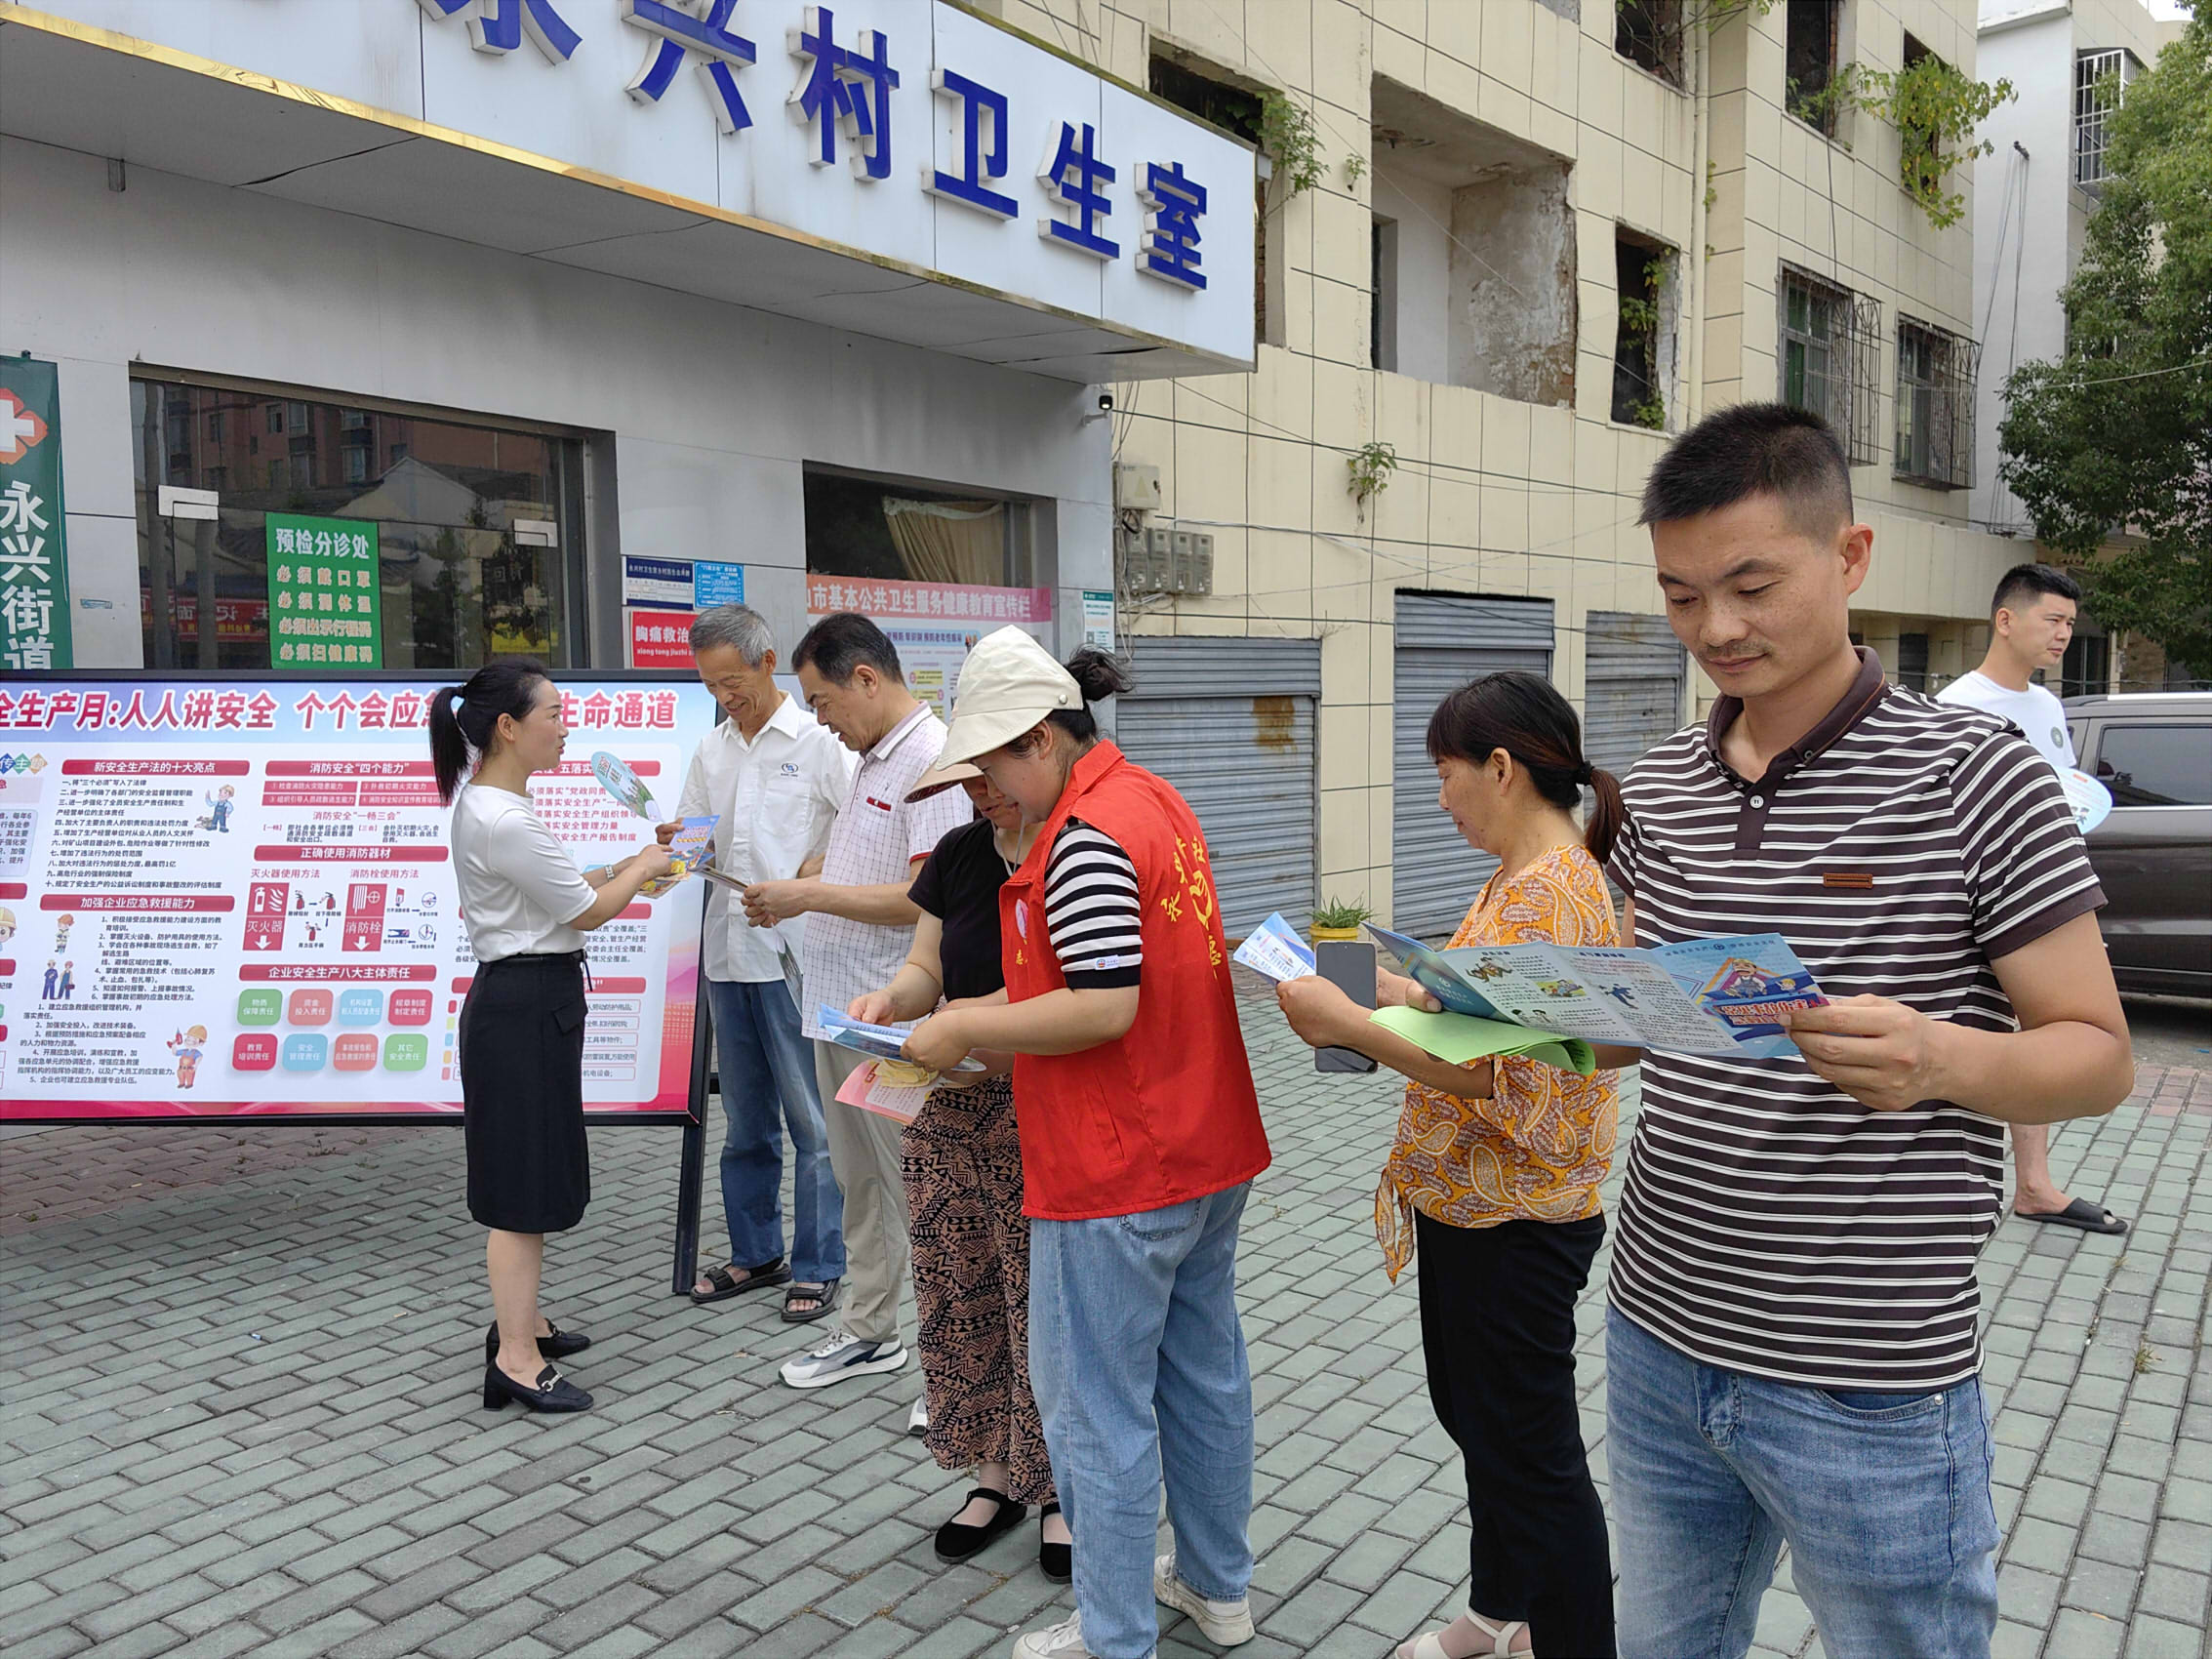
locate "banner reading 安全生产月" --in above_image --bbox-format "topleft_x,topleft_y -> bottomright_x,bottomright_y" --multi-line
267,512 -> 381,668
0,675 -> 716,1123
0,355 -> 71,671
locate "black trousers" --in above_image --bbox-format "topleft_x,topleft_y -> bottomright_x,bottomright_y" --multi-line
1415,1208 -> 1615,1657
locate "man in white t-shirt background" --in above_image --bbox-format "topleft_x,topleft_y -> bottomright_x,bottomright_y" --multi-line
1939,562 -> 2128,1236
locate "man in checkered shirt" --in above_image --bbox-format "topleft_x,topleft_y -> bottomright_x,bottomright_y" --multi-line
743,614 -> 969,1408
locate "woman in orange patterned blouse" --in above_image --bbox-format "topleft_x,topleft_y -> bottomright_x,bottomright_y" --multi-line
1278,670 -> 1624,1659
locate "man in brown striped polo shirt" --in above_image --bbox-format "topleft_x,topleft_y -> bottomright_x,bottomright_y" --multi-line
1600,404 -> 2134,1659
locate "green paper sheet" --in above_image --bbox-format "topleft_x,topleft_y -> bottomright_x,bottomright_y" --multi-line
1369,1006 -> 1597,1076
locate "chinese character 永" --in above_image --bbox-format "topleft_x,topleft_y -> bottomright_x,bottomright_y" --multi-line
416,0 -> 580,63
1038,120 -> 1118,259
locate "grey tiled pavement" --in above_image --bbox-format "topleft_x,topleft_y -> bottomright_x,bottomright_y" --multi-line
3,976 -> 2208,1659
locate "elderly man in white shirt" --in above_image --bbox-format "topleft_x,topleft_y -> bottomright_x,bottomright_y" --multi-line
743,613 -> 970,1406
666,605 -> 858,1321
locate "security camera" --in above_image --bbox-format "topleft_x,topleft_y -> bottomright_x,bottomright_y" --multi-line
1097,391 -> 1114,414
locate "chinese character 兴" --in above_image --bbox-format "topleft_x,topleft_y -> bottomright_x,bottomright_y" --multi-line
926,68 -> 1016,219
1038,121 -> 1118,260
623,0 -> 756,134
1138,161 -> 1208,290
787,6 -> 899,181
416,0 -> 580,62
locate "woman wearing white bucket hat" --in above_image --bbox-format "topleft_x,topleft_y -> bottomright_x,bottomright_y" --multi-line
900,627 -> 1271,1659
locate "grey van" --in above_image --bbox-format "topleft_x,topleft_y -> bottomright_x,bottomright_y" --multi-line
2065,692 -> 2212,998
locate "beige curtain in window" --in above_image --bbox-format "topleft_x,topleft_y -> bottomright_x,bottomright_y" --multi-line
882,498 -> 1005,586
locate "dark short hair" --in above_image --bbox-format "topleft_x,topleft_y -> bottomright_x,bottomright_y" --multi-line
791,612 -> 902,684
1991,562 -> 2081,618
1638,401 -> 1855,541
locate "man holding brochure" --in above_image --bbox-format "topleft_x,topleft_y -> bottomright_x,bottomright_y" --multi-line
1600,405 -> 2133,1659
664,605 -> 854,1319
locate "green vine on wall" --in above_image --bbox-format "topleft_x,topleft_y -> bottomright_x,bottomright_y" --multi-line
1618,252 -> 1674,430
1787,57 -> 2014,230
1347,441 -> 1398,521
1259,91 -> 1325,195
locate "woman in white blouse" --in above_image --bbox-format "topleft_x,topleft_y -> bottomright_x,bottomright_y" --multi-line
432,662 -> 672,1415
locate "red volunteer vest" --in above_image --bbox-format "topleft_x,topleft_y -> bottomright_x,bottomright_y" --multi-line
1000,742 -> 1270,1221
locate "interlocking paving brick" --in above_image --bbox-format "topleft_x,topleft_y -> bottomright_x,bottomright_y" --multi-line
2,1018 -> 2205,1659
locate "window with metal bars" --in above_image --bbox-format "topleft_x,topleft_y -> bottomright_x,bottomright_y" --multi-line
2073,49 -> 2138,190
1894,316 -> 1979,490
1778,264 -> 1882,464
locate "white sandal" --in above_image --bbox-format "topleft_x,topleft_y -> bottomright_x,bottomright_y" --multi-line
1395,1612 -> 1530,1659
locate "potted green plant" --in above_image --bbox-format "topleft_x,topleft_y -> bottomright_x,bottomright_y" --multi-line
1309,896 -> 1374,944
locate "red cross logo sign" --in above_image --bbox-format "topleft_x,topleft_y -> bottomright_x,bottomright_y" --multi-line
0,388 -> 50,465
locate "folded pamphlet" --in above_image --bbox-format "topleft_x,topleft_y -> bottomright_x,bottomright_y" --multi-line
1364,924 -> 1827,1060
816,1005 -> 988,1073
1231,912 -> 1317,982
1369,1007 -> 1597,1075
640,815 -> 716,897
833,1059 -> 929,1125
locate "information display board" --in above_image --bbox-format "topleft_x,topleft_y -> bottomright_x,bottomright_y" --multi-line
0,673 -> 717,1124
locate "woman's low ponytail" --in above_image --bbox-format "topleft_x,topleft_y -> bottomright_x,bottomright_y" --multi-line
1582,764 -> 1625,868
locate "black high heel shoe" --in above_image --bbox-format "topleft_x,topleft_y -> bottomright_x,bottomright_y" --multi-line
484,1319 -> 591,1361
1038,1501 -> 1071,1583
482,1358 -> 592,1413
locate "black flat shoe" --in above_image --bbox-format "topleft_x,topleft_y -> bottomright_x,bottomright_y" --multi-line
934,1487 -> 1025,1564
482,1359 -> 592,1413
484,1320 -> 591,1361
1038,1501 -> 1071,1583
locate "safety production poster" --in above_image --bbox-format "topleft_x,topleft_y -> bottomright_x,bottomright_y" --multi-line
0,675 -> 717,1122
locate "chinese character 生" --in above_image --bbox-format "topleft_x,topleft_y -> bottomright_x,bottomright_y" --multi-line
1038,120 -> 1118,260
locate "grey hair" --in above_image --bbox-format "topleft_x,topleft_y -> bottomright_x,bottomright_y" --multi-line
688,604 -> 776,666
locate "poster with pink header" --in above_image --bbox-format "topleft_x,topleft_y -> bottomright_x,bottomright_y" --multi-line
0,675 -> 717,1123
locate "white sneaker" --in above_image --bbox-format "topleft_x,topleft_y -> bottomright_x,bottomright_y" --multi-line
779,1327 -> 909,1390
1155,1553 -> 1256,1646
907,1396 -> 929,1436
1011,1613 -> 1094,1658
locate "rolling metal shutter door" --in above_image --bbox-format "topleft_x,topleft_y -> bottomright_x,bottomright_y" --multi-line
1584,611 -> 1687,778
1391,593 -> 1554,939
1115,636 -> 1321,938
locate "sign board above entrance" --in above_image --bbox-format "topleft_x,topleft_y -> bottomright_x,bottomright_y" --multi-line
20,0 -> 1258,374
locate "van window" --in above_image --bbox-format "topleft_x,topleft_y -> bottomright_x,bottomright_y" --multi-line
2093,724 -> 2212,807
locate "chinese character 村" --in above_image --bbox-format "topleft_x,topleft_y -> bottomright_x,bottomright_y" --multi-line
416,0 -> 580,63
926,68 -> 1016,219
1138,161 -> 1207,290
787,6 -> 899,181
623,0 -> 756,135
1038,121 -> 1118,260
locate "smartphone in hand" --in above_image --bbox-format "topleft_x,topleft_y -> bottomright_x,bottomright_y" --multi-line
1314,940 -> 1380,1074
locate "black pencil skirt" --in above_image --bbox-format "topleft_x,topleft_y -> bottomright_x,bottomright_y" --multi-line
459,951 -> 590,1234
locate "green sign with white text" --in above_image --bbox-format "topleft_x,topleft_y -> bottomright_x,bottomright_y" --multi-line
0,355 -> 71,669
266,512 -> 381,668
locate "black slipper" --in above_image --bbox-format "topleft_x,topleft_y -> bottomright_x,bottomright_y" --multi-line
690,1259 -> 790,1304
2021,1197 -> 2128,1236
1038,1500 -> 1071,1583
935,1487 -> 1025,1564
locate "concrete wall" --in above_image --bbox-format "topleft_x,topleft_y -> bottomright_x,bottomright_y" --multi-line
0,135 -> 1113,671
1371,159 -> 1453,380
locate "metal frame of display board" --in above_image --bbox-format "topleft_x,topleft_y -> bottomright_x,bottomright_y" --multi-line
0,668 -> 713,1293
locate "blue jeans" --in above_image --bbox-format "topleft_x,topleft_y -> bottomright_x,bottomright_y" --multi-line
1028,1184 -> 1256,1659
1606,1305 -> 1998,1659
706,977 -> 844,1285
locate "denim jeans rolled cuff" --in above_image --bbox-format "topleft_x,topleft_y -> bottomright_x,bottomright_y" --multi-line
706,977 -> 845,1285
1028,1183 -> 1258,1659
1606,1303 -> 1999,1659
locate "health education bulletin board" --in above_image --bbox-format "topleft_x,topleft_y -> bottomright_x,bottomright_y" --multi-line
0,673 -> 718,1125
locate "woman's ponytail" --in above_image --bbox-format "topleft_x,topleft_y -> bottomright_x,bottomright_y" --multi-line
1581,764 -> 1624,869
426,659 -> 551,804
429,685 -> 471,804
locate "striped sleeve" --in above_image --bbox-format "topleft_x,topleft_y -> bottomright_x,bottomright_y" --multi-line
1951,727 -> 2105,959
1044,819 -> 1143,988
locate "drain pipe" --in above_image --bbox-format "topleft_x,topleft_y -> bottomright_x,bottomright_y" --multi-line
1686,14 -> 1710,422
